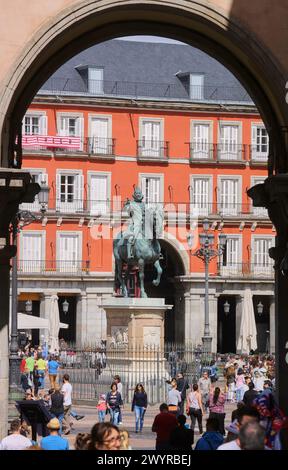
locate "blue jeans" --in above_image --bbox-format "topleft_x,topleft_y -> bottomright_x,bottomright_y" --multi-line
51,413 -> 64,435
37,370 -> 45,389
134,406 -> 145,432
98,410 -> 106,423
236,387 -> 245,403
109,408 -> 119,426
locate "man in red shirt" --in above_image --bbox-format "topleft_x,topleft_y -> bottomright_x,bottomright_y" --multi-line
152,403 -> 178,450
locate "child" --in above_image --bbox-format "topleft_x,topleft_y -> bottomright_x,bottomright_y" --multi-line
96,394 -> 107,423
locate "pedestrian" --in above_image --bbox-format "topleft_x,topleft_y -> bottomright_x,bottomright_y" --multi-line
97,393 -> 107,423
49,383 -> 64,435
198,371 -> 211,413
0,419 -> 32,450
152,403 -> 178,450
226,364 -> 236,402
238,421 -> 266,450
167,378 -> 182,416
176,372 -> 189,415
113,375 -> 123,425
25,353 -> 35,384
88,423 -> 121,451
194,418 -> 224,450
209,361 -> 219,383
217,406 -> 260,450
61,374 -> 73,435
235,368 -> 246,402
32,364 -> 41,397
48,355 -> 60,389
169,415 -> 194,451
40,418 -> 69,450
186,383 -> 204,435
243,382 -> 258,407
208,386 -> 226,435
36,353 -> 47,390
106,382 -> 123,426
131,383 -> 147,433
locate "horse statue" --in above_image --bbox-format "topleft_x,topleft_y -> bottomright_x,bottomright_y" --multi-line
113,187 -> 163,298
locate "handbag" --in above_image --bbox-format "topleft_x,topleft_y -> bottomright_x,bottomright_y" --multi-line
168,405 -> 178,412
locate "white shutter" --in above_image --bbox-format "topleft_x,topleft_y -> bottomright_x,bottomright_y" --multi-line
56,173 -> 61,211
91,118 -> 109,154
220,179 -> 238,215
90,175 -> 108,215
88,68 -> 103,94
39,116 -> 47,136
190,74 -> 204,100
226,238 -> 239,273
142,121 -> 152,156
76,174 -> 84,211
58,117 -> 67,136
75,117 -> 84,150
192,178 -> 209,215
22,233 -> 42,272
141,176 -> 147,201
59,234 -> 79,272
193,124 -> 209,159
220,125 -> 238,160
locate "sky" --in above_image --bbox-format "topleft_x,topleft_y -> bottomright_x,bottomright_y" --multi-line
116,35 -> 184,45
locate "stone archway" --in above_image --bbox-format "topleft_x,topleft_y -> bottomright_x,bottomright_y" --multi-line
1,0 -> 288,436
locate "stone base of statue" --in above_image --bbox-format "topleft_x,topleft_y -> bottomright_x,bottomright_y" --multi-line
101,297 -> 173,402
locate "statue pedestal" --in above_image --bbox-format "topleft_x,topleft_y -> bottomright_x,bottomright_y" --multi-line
101,298 -> 173,402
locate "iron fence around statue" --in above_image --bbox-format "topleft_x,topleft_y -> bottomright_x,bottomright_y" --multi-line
58,343 -> 214,404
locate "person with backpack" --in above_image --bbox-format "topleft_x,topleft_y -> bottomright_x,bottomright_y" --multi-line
106,382 -> 123,426
194,418 -> 224,450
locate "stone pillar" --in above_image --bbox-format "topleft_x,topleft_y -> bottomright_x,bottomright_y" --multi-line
76,292 -> 87,346
269,296 -> 275,354
209,294 -> 218,354
39,291 -> 53,344
185,293 -> 203,348
236,294 -> 244,354
84,292 -> 104,345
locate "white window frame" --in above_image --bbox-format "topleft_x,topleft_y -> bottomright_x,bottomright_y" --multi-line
88,171 -> 111,215
56,169 -> 83,213
20,230 -> 46,273
251,122 -> 269,161
139,118 -> 164,158
139,173 -> 164,208
190,120 -> 213,160
217,175 -> 242,216
218,120 -> 242,161
22,111 -> 47,136
88,114 -> 112,155
250,176 -> 268,217
251,235 -> 275,276
189,174 -> 213,216
56,231 -> 82,273
88,67 -> 104,95
220,234 -> 242,276
56,112 -> 84,150
189,74 -> 204,100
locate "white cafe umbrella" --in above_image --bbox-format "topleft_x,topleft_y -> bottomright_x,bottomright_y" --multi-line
48,294 -> 60,353
237,288 -> 258,353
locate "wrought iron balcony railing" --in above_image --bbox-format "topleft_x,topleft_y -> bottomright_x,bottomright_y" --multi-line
136,140 -> 169,160
217,262 -> 274,278
17,260 -> 90,275
189,143 -> 247,162
249,144 -> 268,162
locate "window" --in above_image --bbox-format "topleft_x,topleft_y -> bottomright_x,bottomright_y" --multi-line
23,114 -> 47,135
140,175 -> 163,208
57,114 -> 84,150
218,177 -> 240,216
89,116 -> 112,155
140,119 -> 162,157
220,236 -> 242,276
251,124 -> 269,161
252,237 -> 274,275
89,173 -> 110,215
59,116 -> 81,136
190,176 -> 212,216
57,232 -> 81,273
191,123 -> 211,159
219,124 -> 240,160
88,68 -> 104,94
190,74 -> 204,100
250,177 -> 268,217
20,171 -> 48,212
56,172 -> 83,212
20,231 -> 45,273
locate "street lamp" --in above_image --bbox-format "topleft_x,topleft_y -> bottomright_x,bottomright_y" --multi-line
191,219 -> 227,354
62,299 -> 69,314
9,182 -> 49,395
223,300 -> 230,315
257,301 -> 264,316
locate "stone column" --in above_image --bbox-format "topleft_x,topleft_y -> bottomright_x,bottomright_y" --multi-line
39,291 -> 53,344
236,294 -> 244,354
76,292 -> 87,346
269,296 -> 275,354
185,293 -> 203,348
209,294 -> 218,354
84,292 -> 104,345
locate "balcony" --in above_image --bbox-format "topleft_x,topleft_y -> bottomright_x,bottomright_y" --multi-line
22,135 -> 115,158
18,260 -> 90,275
249,145 -> 268,164
136,140 -> 169,162
189,143 -> 247,163
217,262 -> 274,278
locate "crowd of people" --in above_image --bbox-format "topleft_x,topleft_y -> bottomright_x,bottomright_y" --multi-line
1,351 -> 287,451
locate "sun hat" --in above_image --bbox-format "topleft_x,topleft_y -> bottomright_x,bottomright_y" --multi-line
47,418 -> 60,430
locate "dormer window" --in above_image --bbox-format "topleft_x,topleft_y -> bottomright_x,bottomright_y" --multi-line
88,67 -> 104,94
190,74 -> 204,100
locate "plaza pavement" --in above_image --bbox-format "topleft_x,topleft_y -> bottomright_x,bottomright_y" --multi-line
65,401 -> 236,450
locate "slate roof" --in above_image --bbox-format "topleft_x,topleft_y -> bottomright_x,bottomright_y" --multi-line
40,39 -> 252,103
